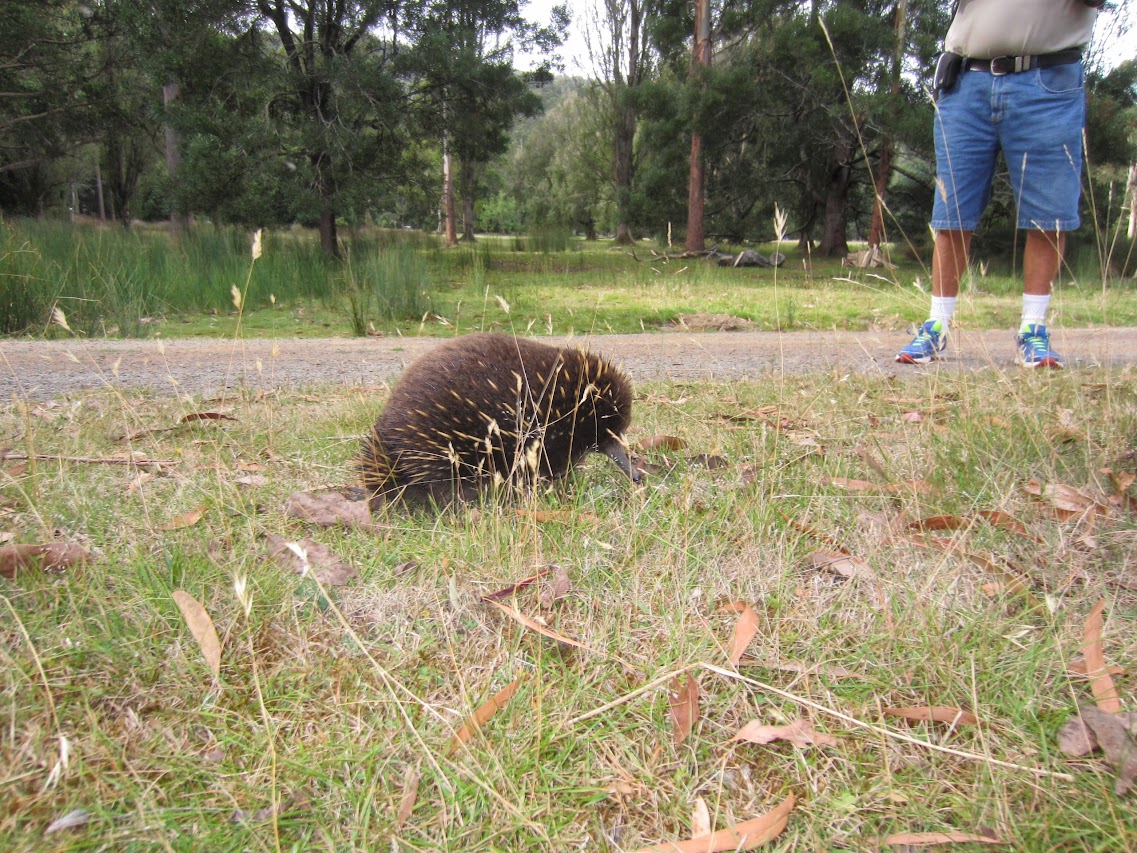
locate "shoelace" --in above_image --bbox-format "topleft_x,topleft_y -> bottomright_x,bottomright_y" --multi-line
1020,332 -> 1051,356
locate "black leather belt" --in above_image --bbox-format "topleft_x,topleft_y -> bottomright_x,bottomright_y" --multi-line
965,49 -> 1082,75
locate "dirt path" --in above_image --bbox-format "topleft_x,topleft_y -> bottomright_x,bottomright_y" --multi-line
2,327 -> 1134,399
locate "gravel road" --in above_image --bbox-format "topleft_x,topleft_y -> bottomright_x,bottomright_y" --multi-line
2,327 -> 1134,400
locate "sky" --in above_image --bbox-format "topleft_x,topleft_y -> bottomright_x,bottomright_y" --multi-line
520,0 -> 1136,76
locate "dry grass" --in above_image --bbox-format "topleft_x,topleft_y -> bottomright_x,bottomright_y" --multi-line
1,357 -> 1136,850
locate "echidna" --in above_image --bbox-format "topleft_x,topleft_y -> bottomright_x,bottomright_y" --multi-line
360,333 -> 638,507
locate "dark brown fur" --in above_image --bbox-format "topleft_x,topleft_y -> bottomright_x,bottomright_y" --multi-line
360,333 -> 635,508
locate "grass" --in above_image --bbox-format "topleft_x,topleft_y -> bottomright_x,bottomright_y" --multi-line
3,218 -> 1136,340
2,346 -> 1136,848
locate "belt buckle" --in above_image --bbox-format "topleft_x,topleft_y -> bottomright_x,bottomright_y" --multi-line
990,56 -> 1014,76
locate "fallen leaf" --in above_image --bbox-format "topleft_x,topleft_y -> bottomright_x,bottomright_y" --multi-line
172,590 -> 222,680
447,678 -> 521,755
483,598 -> 594,652
180,412 -> 237,425
514,508 -> 601,525
482,568 -> 554,602
974,510 -> 1038,541
1057,705 -> 1137,796
540,564 -> 571,609
285,490 -> 378,530
159,504 -> 206,531
731,718 -> 838,748
722,601 -> 760,665
736,659 -> 855,680
1081,599 -> 1121,713
395,766 -> 420,829
901,411 -> 924,423
265,534 -> 357,587
807,550 -> 872,580
669,674 -> 700,745
822,476 -> 931,495
44,808 -> 92,835
632,793 -> 795,852
883,706 -> 978,726
127,471 -> 155,494
1067,656 -> 1125,678
884,830 -> 1004,846
907,515 -> 967,532
691,797 -> 711,839
0,542 -> 89,579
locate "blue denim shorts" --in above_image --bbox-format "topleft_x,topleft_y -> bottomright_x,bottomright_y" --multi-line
932,61 -> 1086,232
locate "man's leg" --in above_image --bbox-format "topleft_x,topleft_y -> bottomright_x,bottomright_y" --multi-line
895,229 -> 972,364
1016,229 -> 1065,368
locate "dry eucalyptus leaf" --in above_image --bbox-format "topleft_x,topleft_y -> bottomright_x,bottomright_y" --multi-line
159,504 -> 206,531
447,678 -> 521,756
1082,599 -> 1121,714
1058,705 -> 1137,796
172,590 -> 222,680
731,718 -> 838,748
637,434 -> 687,452
44,808 -> 92,835
720,601 -> 759,666
632,793 -> 795,852
884,830 -> 1004,847
807,550 -> 872,580
691,797 -> 711,838
883,706 -> 978,727
668,674 -> 700,745
540,564 -> 571,609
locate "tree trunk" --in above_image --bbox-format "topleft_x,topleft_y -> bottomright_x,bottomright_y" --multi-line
613,100 -> 635,245
460,156 -> 477,242
817,132 -> 855,257
442,131 -> 458,247
867,139 -> 893,248
685,0 -> 711,253
1128,162 -> 1136,240
611,0 -> 642,246
319,206 -> 339,258
867,0 -> 907,250
163,80 -> 189,237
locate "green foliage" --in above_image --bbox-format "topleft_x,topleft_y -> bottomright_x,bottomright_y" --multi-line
343,243 -> 434,334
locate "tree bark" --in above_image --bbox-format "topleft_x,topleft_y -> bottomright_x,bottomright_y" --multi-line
460,156 -> 478,242
163,81 -> 189,237
442,132 -> 458,247
611,0 -> 643,246
817,130 -> 855,257
685,0 -> 711,253
867,0 -> 907,250
319,207 -> 338,258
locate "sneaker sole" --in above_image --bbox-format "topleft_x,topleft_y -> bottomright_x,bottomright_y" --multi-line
1017,356 -> 1063,369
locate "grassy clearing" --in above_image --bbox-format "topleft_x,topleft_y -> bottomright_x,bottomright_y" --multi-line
2,355 -> 1135,849
4,218 -> 1136,340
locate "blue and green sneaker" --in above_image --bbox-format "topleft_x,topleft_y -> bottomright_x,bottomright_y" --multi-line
895,319 -> 948,364
1016,324 -> 1063,369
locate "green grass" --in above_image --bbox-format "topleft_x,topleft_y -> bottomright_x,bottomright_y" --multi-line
4,218 -> 1136,340
2,357 -> 1136,848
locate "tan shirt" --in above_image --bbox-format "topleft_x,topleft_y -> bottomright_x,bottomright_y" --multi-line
946,0 -> 1097,58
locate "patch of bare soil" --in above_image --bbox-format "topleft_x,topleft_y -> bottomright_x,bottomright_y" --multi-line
1,327 -> 1134,400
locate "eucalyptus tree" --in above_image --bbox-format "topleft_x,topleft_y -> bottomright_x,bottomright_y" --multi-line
251,0 -> 404,257
401,0 -> 563,244
586,0 -> 654,243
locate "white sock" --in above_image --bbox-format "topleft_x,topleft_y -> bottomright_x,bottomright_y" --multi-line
930,296 -> 957,329
1021,294 -> 1050,329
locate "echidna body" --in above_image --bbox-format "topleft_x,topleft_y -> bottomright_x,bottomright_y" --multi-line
360,333 -> 637,507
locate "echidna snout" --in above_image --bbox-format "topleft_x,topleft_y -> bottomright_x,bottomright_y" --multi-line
360,333 -> 636,507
